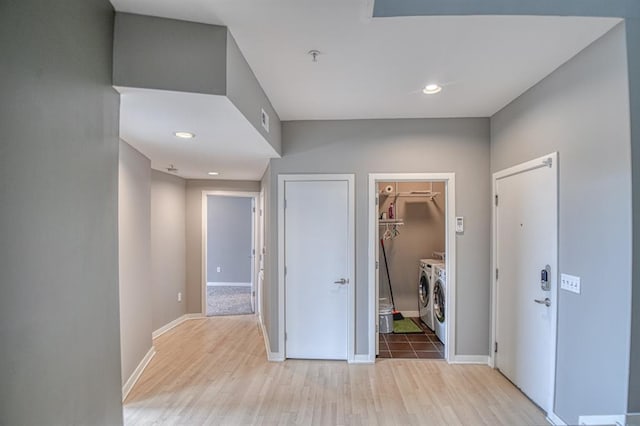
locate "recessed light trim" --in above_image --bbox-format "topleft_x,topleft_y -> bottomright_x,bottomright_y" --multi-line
207,171 -> 220,176
174,131 -> 195,139
423,84 -> 442,95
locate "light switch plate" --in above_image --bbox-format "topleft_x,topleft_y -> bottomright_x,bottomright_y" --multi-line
456,216 -> 464,233
561,273 -> 581,294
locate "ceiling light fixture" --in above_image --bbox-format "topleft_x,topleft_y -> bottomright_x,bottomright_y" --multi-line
207,171 -> 220,176
422,84 -> 442,95
174,131 -> 195,139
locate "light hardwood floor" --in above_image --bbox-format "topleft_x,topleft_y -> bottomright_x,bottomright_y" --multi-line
124,316 -> 547,425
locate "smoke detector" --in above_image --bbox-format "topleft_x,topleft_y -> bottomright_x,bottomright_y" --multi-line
308,50 -> 321,62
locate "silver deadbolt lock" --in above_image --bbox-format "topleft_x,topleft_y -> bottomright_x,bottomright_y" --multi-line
540,265 -> 551,291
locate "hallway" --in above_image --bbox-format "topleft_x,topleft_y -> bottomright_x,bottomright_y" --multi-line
123,316 -> 546,425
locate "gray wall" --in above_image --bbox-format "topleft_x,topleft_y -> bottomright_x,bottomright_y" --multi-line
151,170 -> 187,331
118,141 -> 153,386
378,182 -> 446,312
226,33 -> 282,155
626,18 -> 640,413
186,180 -> 261,313
206,196 -> 253,283
113,12 -> 227,95
373,0 -> 640,18
265,118 -> 491,355
0,1 -> 123,423
491,24 -> 631,423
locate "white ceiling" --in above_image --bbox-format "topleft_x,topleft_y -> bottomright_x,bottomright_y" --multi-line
111,0 -> 621,120
111,1 -> 620,180
117,87 -> 279,180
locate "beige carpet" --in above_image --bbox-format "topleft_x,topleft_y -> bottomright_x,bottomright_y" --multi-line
206,286 -> 253,316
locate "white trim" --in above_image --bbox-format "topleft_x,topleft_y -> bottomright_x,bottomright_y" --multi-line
152,316 -> 186,339
207,282 -> 251,287
349,354 -> 375,364
122,346 -> 156,401
368,173 -> 456,363
259,315 -> 284,362
490,152 -> 559,415
152,313 -> 205,339
201,190 -> 260,316
547,412 -> 567,425
278,174 -> 356,362
183,313 -> 205,320
450,355 -> 490,365
257,188 -> 265,321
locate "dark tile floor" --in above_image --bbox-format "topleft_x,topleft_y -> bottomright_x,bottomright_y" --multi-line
378,317 -> 445,359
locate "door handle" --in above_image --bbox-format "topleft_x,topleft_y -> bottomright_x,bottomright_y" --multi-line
534,298 -> 551,307
334,278 -> 349,285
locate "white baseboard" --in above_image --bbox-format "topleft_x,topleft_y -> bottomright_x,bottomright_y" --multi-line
207,282 -> 251,287
152,313 -> 205,339
450,355 -> 490,365
122,346 -> 156,401
152,315 -> 187,339
400,310 -> 420,318
547,412 -> 566,425
259,317 -> 284,361
349,354 -> 375,364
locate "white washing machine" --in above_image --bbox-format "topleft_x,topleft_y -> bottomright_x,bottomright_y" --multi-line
433,264 -> 447,345
418,259 -> 442,331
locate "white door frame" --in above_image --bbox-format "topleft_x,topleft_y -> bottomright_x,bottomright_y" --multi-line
201,190 -> 261,316
368,173 -> 456,363
489,152 -> 559,414
278,174 -> 356,362
257,188 -> 265,323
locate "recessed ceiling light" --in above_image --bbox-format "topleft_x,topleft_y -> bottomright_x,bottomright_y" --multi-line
207,171 -> 220,176
174,131 -> 195,139
422,84 -> 442,95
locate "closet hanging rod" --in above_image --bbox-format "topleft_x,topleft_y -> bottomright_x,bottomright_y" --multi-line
379,191 -> 440,198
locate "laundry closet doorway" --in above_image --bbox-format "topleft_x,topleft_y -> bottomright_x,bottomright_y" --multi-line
368,173 -> 456,362
201,191 -> 260,317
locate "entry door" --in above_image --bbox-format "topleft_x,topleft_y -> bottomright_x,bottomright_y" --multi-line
284,179 -> 352,360
495,154 -> 557,414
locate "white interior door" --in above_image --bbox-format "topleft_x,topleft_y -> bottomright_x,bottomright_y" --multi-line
495,154 -> 557,414
284,179 -> 351,360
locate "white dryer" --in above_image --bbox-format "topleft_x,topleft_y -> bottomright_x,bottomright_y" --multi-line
433,264 -> 447,345
418,259 -> 442,331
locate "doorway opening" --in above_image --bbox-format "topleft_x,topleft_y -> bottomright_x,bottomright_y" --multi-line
202,191 -> 260,317
368,173 -> 456,362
